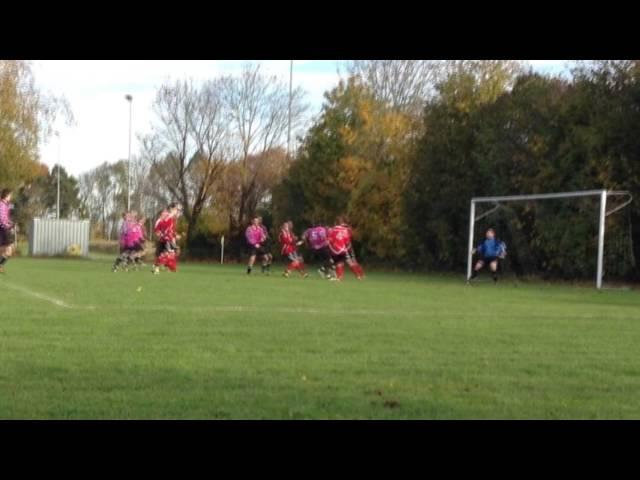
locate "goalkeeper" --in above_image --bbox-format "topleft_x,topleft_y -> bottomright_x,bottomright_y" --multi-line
469,228 -> 506,283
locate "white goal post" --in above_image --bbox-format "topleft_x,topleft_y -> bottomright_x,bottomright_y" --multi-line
466,189 -> 633,289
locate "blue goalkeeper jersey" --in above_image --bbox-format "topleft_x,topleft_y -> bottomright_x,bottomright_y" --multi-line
477,238 -> 505,258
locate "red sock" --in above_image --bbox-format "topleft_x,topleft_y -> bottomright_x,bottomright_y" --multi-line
355,264 -> 364,277
336,263 -> 344,279
167,253 -> 177,272
288,261 -> 298,271
349,263 -> 361,277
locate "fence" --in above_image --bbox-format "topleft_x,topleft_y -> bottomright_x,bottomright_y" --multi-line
28,218 -> 90,257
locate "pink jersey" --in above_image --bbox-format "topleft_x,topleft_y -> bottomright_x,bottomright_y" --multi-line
304,226 -> 328,250
0,199 -> 12,229
120,221 -> 138,249
129,223 -> 144,244
245,225 -> 266,247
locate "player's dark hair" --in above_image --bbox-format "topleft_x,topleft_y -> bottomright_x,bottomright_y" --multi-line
1,188 -> 11,199
336,215 -> 348,225
168,202 -> 178,210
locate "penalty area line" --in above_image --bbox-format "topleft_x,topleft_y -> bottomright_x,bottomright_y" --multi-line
2,281 -> 95,310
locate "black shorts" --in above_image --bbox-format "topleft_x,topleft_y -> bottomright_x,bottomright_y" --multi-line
249,245 -> 270,257
132,242 -> 145,252
0,227 -> 13,247
156,241 -> 176,257
309,247 -> 332,263
332,249 -> 356,264
480,256 -> 499,264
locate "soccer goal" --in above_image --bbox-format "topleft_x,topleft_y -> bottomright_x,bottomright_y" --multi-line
466,190 -> 633,289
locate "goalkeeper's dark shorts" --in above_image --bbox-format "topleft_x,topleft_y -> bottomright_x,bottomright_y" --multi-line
481,256 -> 499,264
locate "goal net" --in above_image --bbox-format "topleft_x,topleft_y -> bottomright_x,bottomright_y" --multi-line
466,190 -> 634,289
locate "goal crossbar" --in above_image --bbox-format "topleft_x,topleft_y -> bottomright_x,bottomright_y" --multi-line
466,189 -> 633,289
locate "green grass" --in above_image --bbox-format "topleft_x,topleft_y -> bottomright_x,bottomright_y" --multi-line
1,256 -> 640,419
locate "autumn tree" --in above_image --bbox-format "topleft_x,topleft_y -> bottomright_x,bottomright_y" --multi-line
220,63 -> 308,238
140,79 -> 229,252
0,60 -> 73,189
343,60 -> 445,115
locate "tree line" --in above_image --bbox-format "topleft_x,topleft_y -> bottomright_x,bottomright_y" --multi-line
2,60 -> 638,279
273,60 -> 639,280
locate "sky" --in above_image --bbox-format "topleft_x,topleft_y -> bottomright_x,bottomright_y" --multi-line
33,60 -> 571,177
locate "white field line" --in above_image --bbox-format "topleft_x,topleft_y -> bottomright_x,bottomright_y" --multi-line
3,281 -> 94,310
109,304 -> 426,317
2,280 -> 636,319
102,304 -> 640,321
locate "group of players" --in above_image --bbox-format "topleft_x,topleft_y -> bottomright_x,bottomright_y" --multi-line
1,185 -> 502,282
245,215 -> 365,281
112,203 -> 182,274
112,204 -> 366,281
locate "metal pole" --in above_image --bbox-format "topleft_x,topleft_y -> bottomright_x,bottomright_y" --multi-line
467,200 -> 476,281
125,95 -> 133,212
221,235 -> 225,264
56,131 -> 61,220
596,190 -> 607,289
287,60 -> 293,158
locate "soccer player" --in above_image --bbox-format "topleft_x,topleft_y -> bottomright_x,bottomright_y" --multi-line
0,189 -> 16,273
303,222 -> 334,279
257,216 -> 273,274
469,228 -> 507,283
245,216 -> 270,275
112,212 -> 134,272
279,221 -> 308,278
327,216 -> 365,281
152,204 -> 180,274
129,213 -> 147,269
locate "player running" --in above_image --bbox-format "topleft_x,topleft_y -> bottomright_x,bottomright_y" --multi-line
245,216 -> 271,275
129,213 -> 147,269
468,228 -> 507,283
258,216 -> 273,274
303,222 -> 334,279
327,216 -> 365,281
112,212 -> 135,272
279,221 -> 308,278
152,203 -> 180,274
0,189 -> 16,273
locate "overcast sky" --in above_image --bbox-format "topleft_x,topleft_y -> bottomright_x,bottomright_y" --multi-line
33,60 -> 571,177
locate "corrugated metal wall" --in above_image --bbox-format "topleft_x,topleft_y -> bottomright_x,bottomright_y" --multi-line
28,219 -> 90,257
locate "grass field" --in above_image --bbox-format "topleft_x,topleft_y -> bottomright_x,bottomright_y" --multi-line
1,255 -> 640,419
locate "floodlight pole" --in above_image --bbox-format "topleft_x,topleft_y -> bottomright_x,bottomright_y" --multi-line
596,190 -> 607,290
287,60 -> 293,158
55,131 -> 61,220
125,94 -> 133,212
